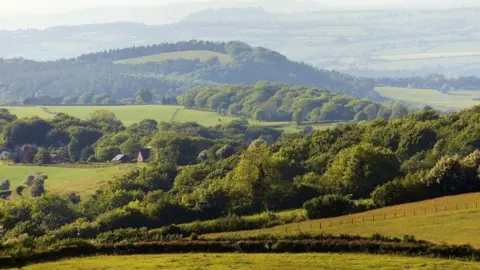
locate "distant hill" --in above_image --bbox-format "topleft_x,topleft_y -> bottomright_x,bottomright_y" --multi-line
0,40 -> 374,104
181,7 -> 278,23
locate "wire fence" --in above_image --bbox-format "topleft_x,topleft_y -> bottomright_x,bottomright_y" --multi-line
254,201 -> 480,236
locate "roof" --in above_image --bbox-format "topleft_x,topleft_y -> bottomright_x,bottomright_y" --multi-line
112,154 -> 126,161
139,149 -> 151,157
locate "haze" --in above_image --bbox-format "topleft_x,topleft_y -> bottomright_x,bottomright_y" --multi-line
2,0 -> 480,14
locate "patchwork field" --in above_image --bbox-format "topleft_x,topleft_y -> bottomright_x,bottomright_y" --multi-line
114,50 -> 232,65
207,192 -> 480,247
0,164 -> 134,196
375,87 -> 480,109
21,253 -> 480,270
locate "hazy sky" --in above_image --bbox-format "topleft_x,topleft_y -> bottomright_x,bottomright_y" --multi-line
3,0 -> 479,13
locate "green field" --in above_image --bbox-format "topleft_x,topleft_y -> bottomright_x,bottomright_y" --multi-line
375,87 -> 480,109
207,192 -> 480,247
114,50 -> 232,65
0,164 -> 134,196
0,105 -> 341,133
22,253 -> 480,270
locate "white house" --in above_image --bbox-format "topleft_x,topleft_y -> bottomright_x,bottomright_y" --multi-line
0,151 -> 11,160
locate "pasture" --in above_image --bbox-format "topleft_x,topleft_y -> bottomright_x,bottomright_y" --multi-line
0,164 -> 134,196
207,192 -> 480,247
114,50 -> 232,65
22,253 -> 480,270
375,87 -> 480,109
0,105 -> 341,133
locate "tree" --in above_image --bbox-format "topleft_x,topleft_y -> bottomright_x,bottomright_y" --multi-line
33,148 -> 52,164
216,145 -> 235,159
323,143 -> 400,198
136,88 -> 153,104
80,146 -> 95,162
67,137 -> 81,162
390,102 -> 408,119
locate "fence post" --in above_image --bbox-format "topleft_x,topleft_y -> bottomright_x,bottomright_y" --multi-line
456,204 -> 458,210
297,224 -> 300,232
394,212 -> 396,219
424,208 -> 426,215
435,206 -> 437,213
320,222 -> 322,230
445,206 -> 447,211
285,227 -> 288,234
384,214 -> 386,220
373,216 -> 375,222
351,218 -> 354,224
363,217 -> 365,223
329,220 -> 332,227
340,220 -> 343,226
414,210 -> 416,216
403,211 -> 406,217
466,203 -> 468,210
310,224 -> 312,230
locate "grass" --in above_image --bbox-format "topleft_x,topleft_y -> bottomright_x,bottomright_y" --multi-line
0,164 -> 134,196
114,50 -> 232,65
375,87 -> 480,109
21,253 -> 480,270
207,192 -> 480,247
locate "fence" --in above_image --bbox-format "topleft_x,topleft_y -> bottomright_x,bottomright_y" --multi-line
254,201 -> 480,236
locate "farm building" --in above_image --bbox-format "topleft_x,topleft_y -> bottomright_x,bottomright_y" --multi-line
0,151 -> 11,160
112,154 -> 130,163
137,149 -> 151,163
51,154 -> 69,164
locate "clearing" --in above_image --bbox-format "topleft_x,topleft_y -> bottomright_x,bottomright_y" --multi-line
207,192 -> 480,247
0,164 -> 134,196
21,253 -> 480,270
114,50 -> 232,65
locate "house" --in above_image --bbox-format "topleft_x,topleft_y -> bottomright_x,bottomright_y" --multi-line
112,154 -> 129,163
0,151 -> 11,160
137,149 -> 151,163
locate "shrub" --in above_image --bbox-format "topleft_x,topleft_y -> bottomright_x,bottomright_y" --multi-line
303,194 -> 355,219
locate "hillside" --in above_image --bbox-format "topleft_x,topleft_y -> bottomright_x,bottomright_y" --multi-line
0,41 -> 374,104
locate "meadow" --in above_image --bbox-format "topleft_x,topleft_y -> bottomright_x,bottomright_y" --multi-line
21,253 -> 480,270
114,50 -> 232,65
375,87 -> 480,109
207,192 -> 480,247
0,105 -> 340,133
0,164 -> 134,196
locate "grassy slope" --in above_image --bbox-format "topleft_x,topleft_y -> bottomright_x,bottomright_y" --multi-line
114,50 -> 232,65
207,192 -> 480,247
22,253 -> 480,270
0,164 -> 134,196
375,87 -> 480,109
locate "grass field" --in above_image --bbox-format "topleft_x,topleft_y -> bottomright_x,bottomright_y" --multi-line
0,164 -> 134,196
375,87 -> 480,109
0,105 -> 341,133
114,50 -> 232,65
207,192 -> 480,247
22,253 -> 480,270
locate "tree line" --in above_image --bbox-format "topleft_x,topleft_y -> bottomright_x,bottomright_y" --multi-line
178,82 -> 409,123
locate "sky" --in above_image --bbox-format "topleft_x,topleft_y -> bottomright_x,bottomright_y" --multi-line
2,0 -> 479,14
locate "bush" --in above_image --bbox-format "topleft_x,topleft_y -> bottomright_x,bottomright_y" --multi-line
303,195 -> 355,219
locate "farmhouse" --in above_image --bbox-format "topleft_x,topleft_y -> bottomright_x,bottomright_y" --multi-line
137,149 -> 151,163
112,154 -> 130,163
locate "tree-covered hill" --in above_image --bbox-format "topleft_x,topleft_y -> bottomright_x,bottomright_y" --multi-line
0,41 -> 375,104
178,82 -> 409,123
